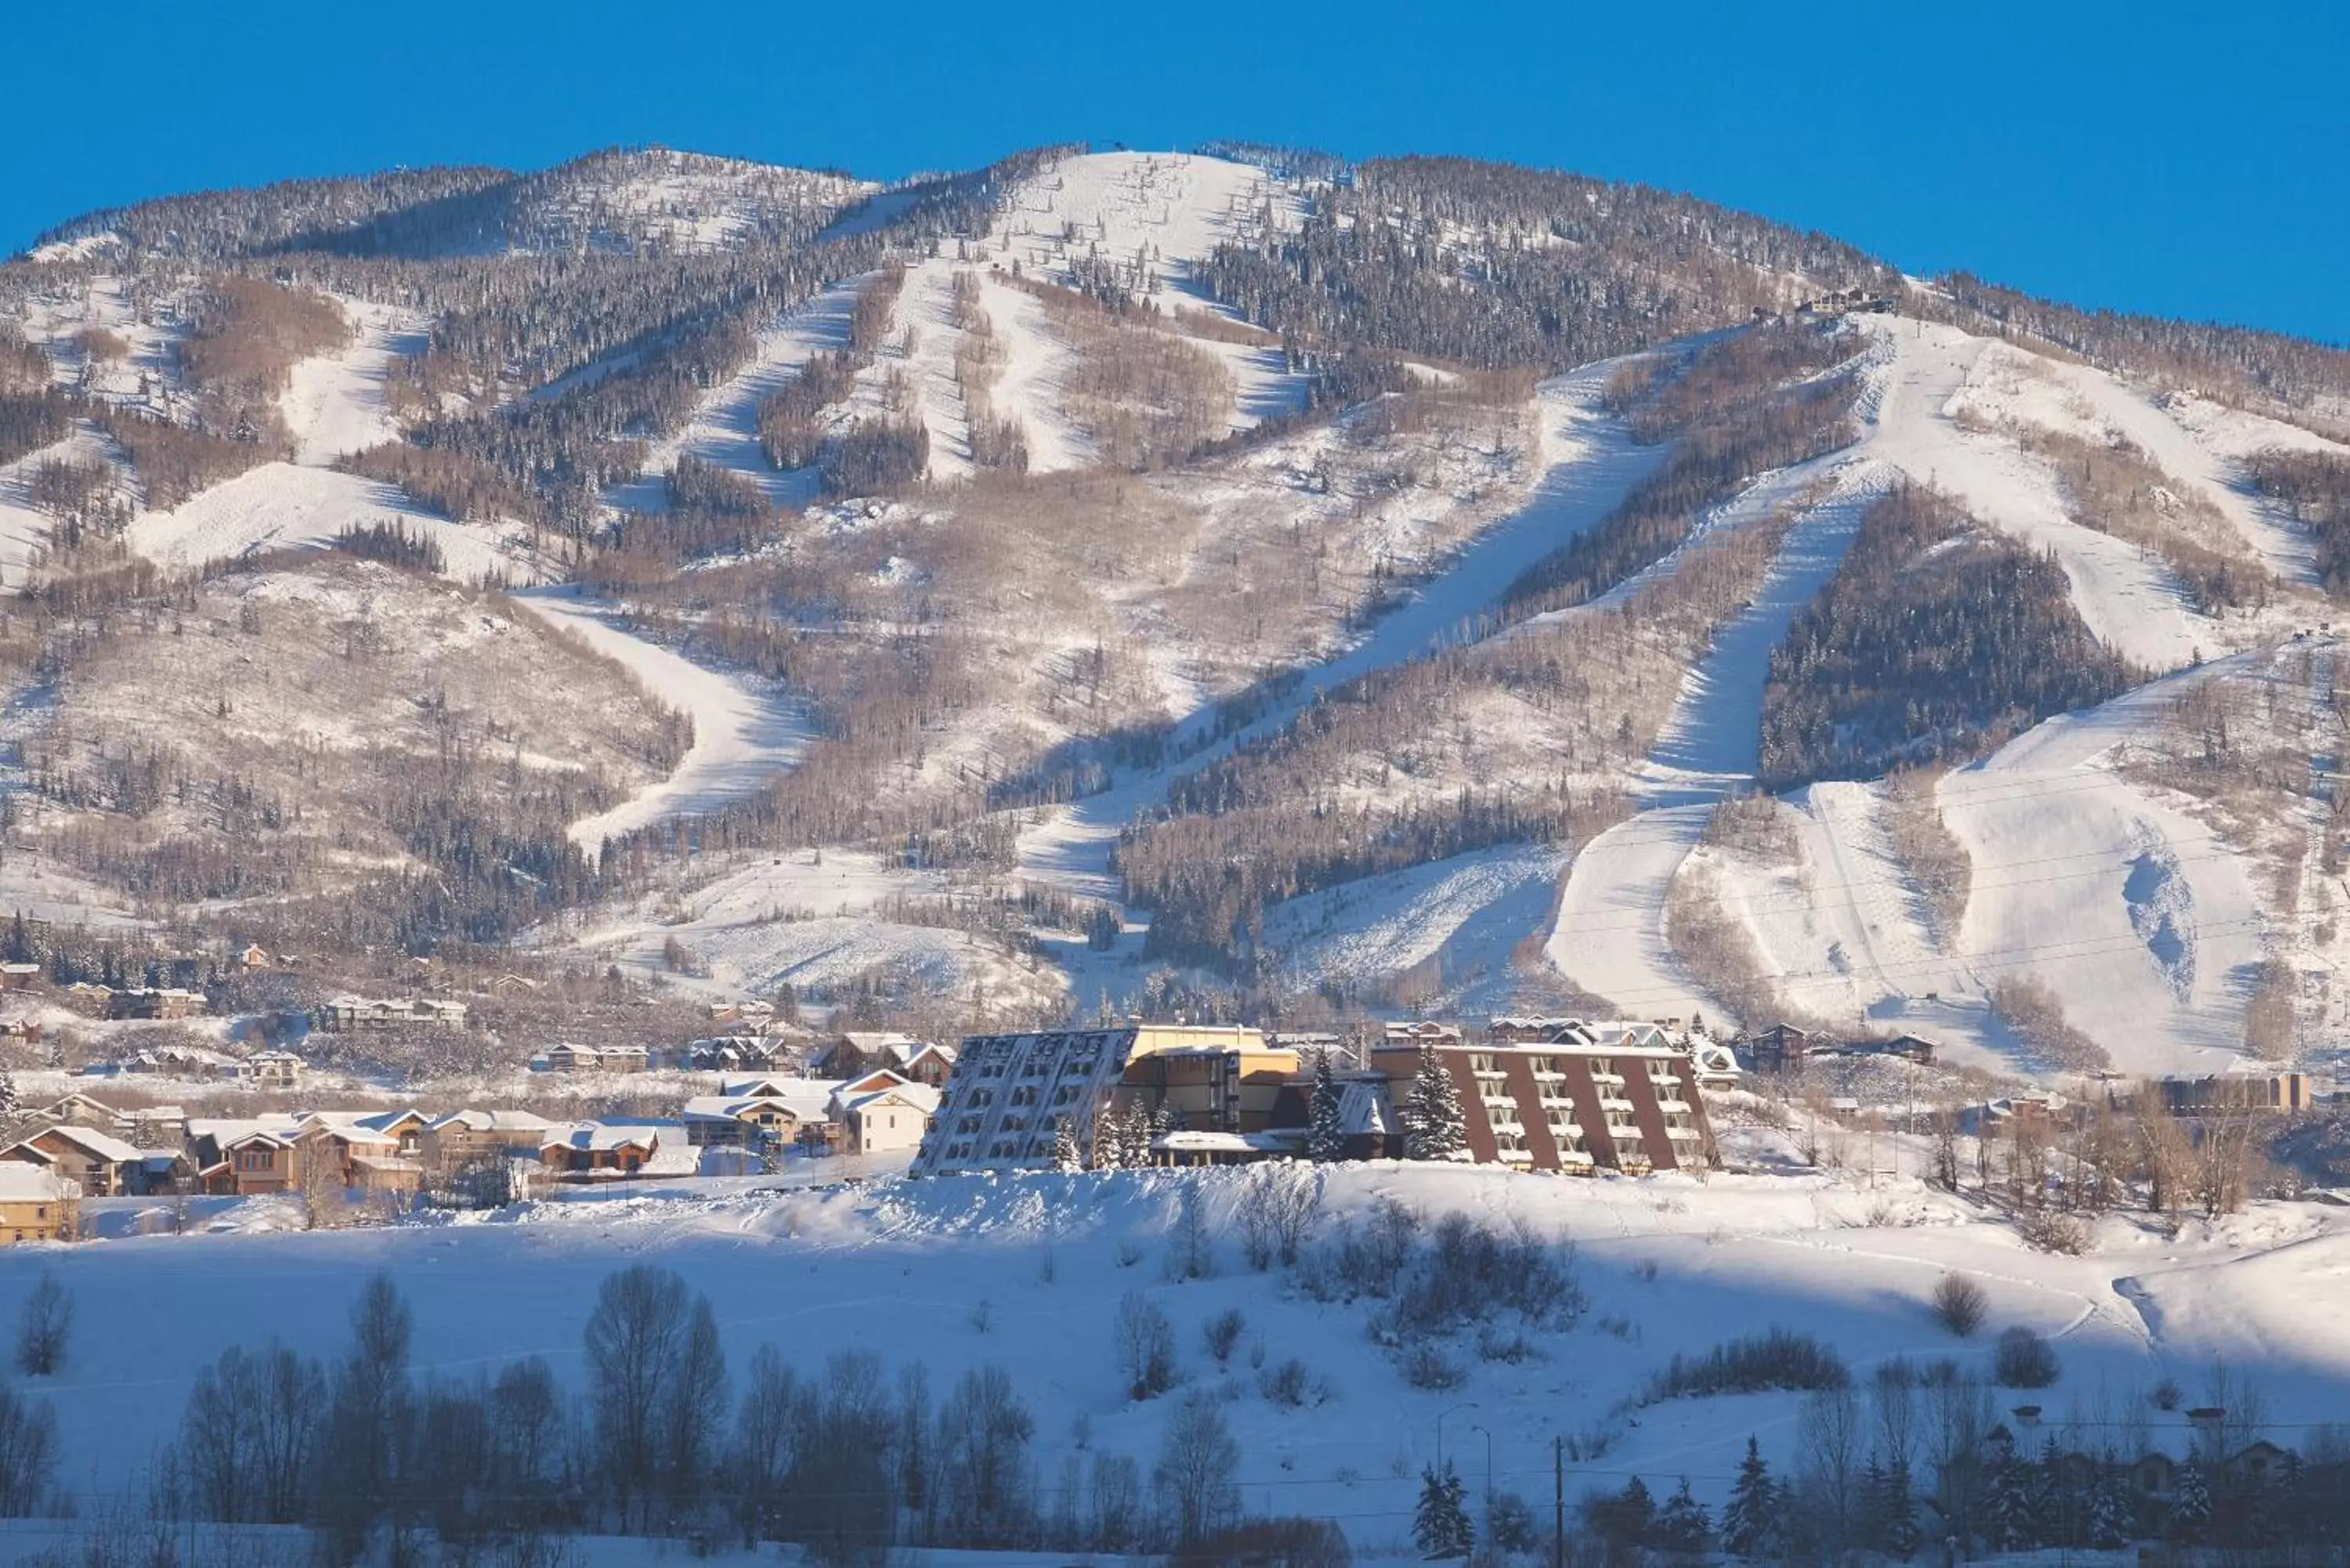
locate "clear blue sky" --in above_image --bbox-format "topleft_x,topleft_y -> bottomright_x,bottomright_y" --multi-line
5,0 -> 2343,344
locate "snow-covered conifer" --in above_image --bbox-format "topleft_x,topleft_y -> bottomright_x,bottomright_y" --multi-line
1307,1050 -> 1347,1163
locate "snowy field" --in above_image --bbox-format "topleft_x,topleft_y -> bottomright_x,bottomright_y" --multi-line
0,1158 -> 2343,1552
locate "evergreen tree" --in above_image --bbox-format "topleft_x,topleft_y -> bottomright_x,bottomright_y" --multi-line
1307,1050 -> 1347,1163
1722,1436 -> 1781,1559
1052,1116 -> 1083,1173
2171,1456 -> 2211,1545
1875,1457 -> 1921,1559
1091,1106 -> 1125,1171
0,1072 -> 18,1120
1413,1462 -> 1473,1557
1983,1447 -> 2036,1552
2087,1465 -> 2135,1549
1404,1045 -> 1467,1160
1656,1477 -> 1712,1555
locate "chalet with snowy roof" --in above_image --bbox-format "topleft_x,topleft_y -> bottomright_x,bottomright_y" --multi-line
808,1031 -> 937,1080
295,1110 -> 431,1190
83,1042 -> 243,1080
540,1123 -> 660,1177
0,962 -> 42,992
1741,1022 -> 1816,1071
237,1049 -> 306,1087
1,1122 -> 187,1197
0,1165 -> 71,1244
833,1082 -> 940,1155
188,1121 -> 302,1195
420,1109 -> 555,1172
235,945 -> 271,971
681,1086 -> 835,1148
916,1024 -> 1288,1175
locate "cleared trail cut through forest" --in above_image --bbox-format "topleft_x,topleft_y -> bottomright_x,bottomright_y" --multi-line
1012,352 -> 1671,906
512,587 -> 814,862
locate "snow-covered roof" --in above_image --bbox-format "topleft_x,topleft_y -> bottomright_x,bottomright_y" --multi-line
16,1123 -> 146,1165
682,1093 -> 822,1123
0,1165 -> 70,1201
187,1117 -> 302,1145
426,1108 -> 554,1134
838,1083 -> 941,1121
541,1122 -> 660,1153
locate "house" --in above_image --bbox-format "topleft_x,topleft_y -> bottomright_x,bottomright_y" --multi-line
238,1050 -> 306,1088
833,1082 -> 940,1155
1,1123 -> 186,1197
681,1088 -> 833,1149
38,1092 -> 123,1131
0,1165 -> 71,1244
598,1044 -> 651,1074
105,987 -> 207,1021
421,1110 -> 555,1172
896,1042 -> 959,1089
540,1124 -> 660,1177
313,996 -> 468,1032
1742,1023 -> 1815,1071
83,1043 -> 242,1080
0,1018 -> 38,1046
296,1110 -> 431,1190
235,945 -> 271,972
541,1042 -> 606,1073
0,962 -> 42,993
188,1122 -> 302,1195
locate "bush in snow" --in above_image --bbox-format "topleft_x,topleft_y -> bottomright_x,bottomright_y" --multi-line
2016,1209 -> 2091,1255
1390,1212 -> 1584,1339
1397,1341 -> 1465,1391
1258,1357 -> 1330,1410
1644,1328 -> 1849,1404
1202,1309 -> 1246,1365
1115,1292 -> 1177,1400
1992,1327 -> 2060,1389
1235,1162 -> 1321,1271
1931,1271 -> 1990,1337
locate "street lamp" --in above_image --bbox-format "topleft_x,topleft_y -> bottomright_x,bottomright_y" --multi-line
1437,1400 -> 1480,1472
1469,1421 -> 1496,1518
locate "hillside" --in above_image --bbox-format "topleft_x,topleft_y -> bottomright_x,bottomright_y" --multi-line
5,142 -> 2350,1084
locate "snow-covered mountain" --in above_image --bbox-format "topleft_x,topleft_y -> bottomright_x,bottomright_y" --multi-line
6,141 -> 2350,1086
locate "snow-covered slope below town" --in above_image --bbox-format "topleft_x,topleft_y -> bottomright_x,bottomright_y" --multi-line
1,1162 -> 2345,1544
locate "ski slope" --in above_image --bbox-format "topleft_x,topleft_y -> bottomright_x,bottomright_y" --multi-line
509,588 -> 812,858
1935,660 -> 2269,1074
608,276 -> 864,511
123,463 -> 544,586
278,298 -> 426,467
1016,352 -> 1670,903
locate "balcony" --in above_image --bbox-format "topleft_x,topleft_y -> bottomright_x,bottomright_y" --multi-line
1665,1125 -> 1704,1141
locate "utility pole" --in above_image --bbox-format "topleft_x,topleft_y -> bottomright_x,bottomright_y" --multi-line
1553,1435 -> 1566,1568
